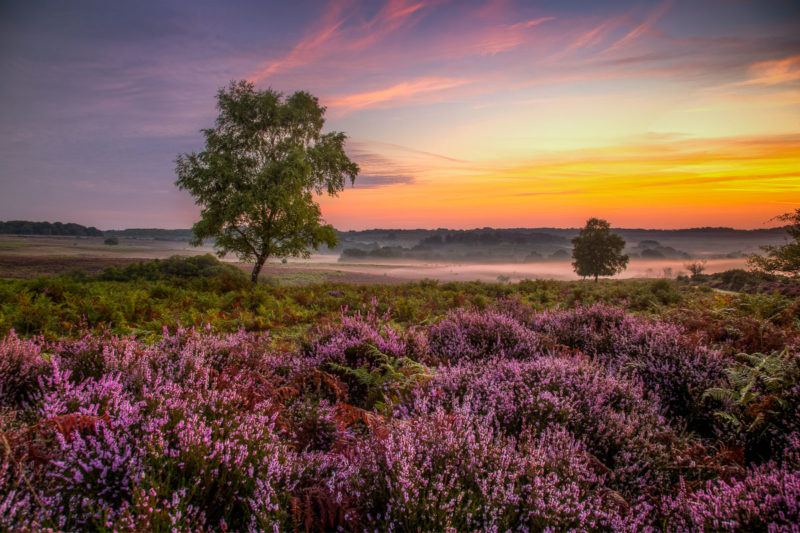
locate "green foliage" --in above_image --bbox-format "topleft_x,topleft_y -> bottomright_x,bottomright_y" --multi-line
175,80 -> 359,283
625,279 -> 682,311
715,269 -> 771,292
571,218 -> 629,282
99,254 -> 247,285
748,208 -> 800,277
0,270 -> 769,342
327,344 -> 431,414
704,349 -> 800,459
734,291 -> 792,322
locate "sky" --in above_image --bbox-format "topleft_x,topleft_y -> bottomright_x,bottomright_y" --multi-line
1,0 -> 799,230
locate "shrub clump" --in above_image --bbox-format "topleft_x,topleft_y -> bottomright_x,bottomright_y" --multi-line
408,355 -> 683,497
427,308 -> 544,362
305,304 -> 428,369
100,254 -> 247,284
0,332 -> 50,408
366,408 -> 623,531
661,433 -> 800,531
529,304 -> 729,429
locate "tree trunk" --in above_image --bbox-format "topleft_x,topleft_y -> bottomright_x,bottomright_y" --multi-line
250,255 -> 267,284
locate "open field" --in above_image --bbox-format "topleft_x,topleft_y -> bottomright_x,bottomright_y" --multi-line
0,234 -> 753,284
0,234 -> 208,259
0,254 -> 406,285
0,236 -> 400,284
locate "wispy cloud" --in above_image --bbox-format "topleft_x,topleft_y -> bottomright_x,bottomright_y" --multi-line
326,76 -> 469,113
606,0 -> 674,52
474,16 -> 555,55
560,15 -> 627,55
341,138 -> 489,190
359,140 -> 467,164
249,0 -> 430,83
345,142 -> 418,189
737,54 -> 800,86
249,1 -> 353,82
510,189 -> 583,197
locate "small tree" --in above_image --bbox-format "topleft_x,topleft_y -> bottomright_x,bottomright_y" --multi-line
748,208 -> 800,278
684,260 -> 707,278
571,218 -> 629,282
176,80 -> 359,283
104,236 -> 119,246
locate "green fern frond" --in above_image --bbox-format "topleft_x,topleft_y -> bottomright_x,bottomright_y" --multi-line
713,411 -> 743,428
702,387 -> 737,404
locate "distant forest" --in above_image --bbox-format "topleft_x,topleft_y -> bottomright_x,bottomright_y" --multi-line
0,221 -> 193,241
0,220 -> 102,237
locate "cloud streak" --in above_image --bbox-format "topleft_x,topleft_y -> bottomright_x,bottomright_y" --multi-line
606,0 -> 674,52
326,76 -> 469,113
737,54 -> 800,86
249,0 -> 430,83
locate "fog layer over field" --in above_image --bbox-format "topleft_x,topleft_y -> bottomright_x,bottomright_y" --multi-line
306,257 -> 748,282
0,227 -> 782,283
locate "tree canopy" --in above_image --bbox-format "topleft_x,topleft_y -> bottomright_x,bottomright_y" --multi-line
571,218 -> 629,282
175,80 -> 359,283
748,208 -> 800,278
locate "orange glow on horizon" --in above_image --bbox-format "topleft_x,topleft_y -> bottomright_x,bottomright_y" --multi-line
318,134 -> 800,230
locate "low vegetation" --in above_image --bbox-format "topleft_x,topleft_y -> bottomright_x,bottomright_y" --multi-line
748,208 -> 800,278
1,255 -> 799,531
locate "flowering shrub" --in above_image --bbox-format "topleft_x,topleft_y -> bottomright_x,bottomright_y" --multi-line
662,434 -> 800,532
408,355 -> 680,496
0,331 -> 50,408
1,298 -> 798,531
0,328 -> 371,531
530,304 -> 729,429
306,305 -> 427,369
427,308 -> 544,362
366,409 -> 623,531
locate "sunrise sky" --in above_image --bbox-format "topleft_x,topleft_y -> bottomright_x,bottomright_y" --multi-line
1,0 -> 799,230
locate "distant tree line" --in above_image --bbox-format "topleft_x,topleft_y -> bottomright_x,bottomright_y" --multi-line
0,220 -> 103,237
419,229 -> 567,247
105,228 -> 195,241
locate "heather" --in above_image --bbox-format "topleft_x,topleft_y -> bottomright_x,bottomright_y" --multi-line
528,304 -> 729,430
2,274 -> 800,531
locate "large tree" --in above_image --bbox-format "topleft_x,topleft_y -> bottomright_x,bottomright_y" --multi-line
571,218 -> 629,282
176,80 -> 359,283
747,208 -> 800,278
